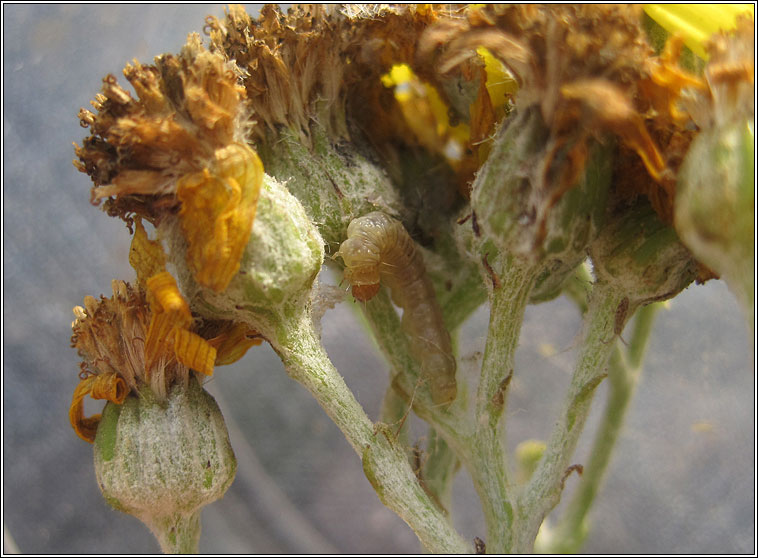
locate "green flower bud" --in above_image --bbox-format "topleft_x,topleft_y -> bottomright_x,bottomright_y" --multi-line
166,173 -> 325,338
590,199 -> 698,307
471,107 -> 613,271
94,378 -> 236,554
675,119 -> 754,327
258,123 -> 407,251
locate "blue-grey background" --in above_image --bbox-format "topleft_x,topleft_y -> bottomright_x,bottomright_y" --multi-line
3,4 -> 755,554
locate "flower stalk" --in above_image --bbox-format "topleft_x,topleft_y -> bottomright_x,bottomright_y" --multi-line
515,283 -> 623,552
538,302 -> 662,553
271,310 -> 471,554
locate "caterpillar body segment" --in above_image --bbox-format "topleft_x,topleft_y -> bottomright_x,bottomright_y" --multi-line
337,212 -> 457,405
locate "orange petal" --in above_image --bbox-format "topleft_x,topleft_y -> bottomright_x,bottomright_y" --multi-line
144,311 -> 179,376
174,328 -> 217,376
209,322 -> 263,366
69,372 -> 128,443
129,217 -> 167,287
146,271 -> 193,327
177,143 -> 263,292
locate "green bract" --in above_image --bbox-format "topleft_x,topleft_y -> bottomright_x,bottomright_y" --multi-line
470,107 -> 613,299
676,119 -> 755,328
94,378 -> 237,554
167,173 -> 325,338
591,200 -> 698,308
259,124 -> 407,251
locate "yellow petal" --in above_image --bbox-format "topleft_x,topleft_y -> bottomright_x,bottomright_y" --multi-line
177,143 -> 263,292
644,4 -> 755,59
174,328 -> 217,376
477,47 -> 518,109
129,217 -> 167,287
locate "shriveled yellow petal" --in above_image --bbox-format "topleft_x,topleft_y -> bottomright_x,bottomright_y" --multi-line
477,46 -> 518,109
208,322 -> 263,366
144,311 -> 179,376
174,328 -> 217,376
129,217 -> 167,287
69,372 -> 128,443
177,143 -> 263,292
146,271 -> 193,327
381,64 -> 471,166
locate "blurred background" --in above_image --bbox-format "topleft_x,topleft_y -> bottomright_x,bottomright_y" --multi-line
3,4 -> 754,554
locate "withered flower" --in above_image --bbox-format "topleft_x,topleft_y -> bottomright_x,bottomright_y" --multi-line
70,219 -> 260,442
74,35 -> 263,293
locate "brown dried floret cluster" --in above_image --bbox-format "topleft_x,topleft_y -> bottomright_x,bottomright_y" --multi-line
74,34 -> 248,218
203,4 -> 447,146
418,4 -> 691,223
69,221 -> 262,442
74,34 -> 264,293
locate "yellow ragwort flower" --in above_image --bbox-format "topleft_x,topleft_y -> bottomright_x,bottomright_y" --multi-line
644,4 -> 754,59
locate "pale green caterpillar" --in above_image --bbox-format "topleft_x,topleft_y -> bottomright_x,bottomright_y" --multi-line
336,212 -> 457,405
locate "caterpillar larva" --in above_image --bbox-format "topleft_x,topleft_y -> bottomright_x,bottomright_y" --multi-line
336,212 -> 457,405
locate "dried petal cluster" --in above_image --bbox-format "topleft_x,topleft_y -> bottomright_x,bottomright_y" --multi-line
74,34 -> 263,292
69,220 -> 261,442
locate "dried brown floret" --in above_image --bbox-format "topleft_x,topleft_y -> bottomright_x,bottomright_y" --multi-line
73,34 -> 251,223
420,4 -> 674,221
204,4 -> 448,146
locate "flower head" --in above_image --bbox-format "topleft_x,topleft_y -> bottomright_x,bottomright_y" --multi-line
70,219 -> 261,442
74,35 -> 263,293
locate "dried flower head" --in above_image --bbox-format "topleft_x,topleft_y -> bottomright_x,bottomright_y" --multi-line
74,35 -> 263,292
70,220 -> 261,442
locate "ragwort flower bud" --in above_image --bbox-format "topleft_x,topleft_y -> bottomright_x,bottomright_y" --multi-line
590,199 -> 699,308
471,107 -> 613,276
94,378 -> 236,554
166,173 -> 325,339
675,119 -> 754,329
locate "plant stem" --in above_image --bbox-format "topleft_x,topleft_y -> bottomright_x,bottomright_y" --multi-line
469,256 -> 539,553
514,282 -> 624,552
148,511 -> 201,554
362,254 -> 539,553
272,311 -> 471,554
539,302 -> 661,553
422,427 -> 460,515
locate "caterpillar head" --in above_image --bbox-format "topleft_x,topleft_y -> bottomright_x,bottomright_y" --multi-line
336,236 -> 382,300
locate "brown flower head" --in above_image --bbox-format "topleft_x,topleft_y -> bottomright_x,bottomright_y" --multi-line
74,35 -> 263,292
69,220 -> 261,442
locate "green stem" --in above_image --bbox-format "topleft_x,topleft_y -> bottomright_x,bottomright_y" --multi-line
469,256 -> 539,553
148,511 -> 201,554
515,282 -> 624,552
539,302 -> 661,553
422,427 -> 460,515
362,253 -> 539,553
272,311 -> 471,554
379,383 -> 413,449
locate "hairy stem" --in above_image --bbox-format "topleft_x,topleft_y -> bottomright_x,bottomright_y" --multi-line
149,512 -> 201,554
271,310 -> 471,554
469,256 -> 538,553
539,302 -> 661,552
422,427 -> 460,516
514,282 -> 624,552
